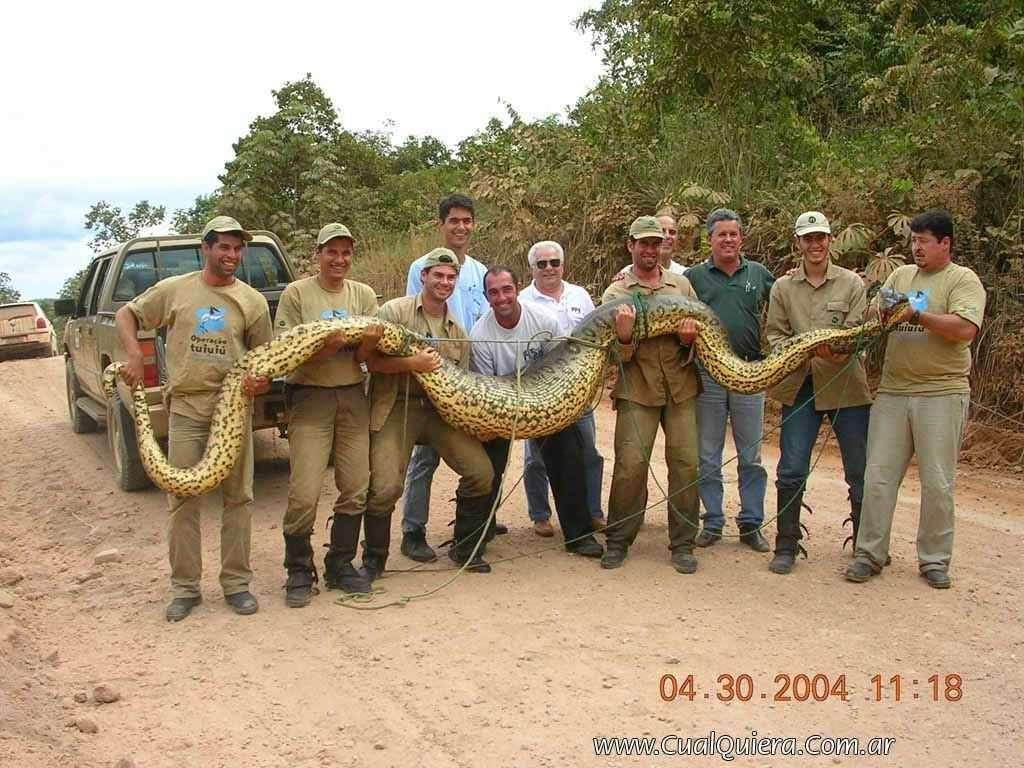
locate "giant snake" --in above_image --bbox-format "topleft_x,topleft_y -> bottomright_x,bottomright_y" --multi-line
102,290 -> 910,497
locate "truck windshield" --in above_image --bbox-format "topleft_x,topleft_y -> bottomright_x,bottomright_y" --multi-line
112,244 -> 290,301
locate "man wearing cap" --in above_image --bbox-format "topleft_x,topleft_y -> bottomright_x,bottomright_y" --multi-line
115,216 -> 272,622
274,223 -> 382,607
764,211 -> 872,574
400,194 -> 491,562
847,209 -> 985,589
519,240 -> 605,536
363,248 -> 495,573
471,265 -> 603,557
613,212 -> 688,279
686,209 -> 775,553
600,216 -> 702,573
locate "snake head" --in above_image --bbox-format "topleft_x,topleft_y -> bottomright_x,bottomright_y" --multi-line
878,288 -> 912,328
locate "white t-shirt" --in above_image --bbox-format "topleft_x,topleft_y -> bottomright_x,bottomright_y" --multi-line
469,300 -> 560,377
519,280 -> 595,335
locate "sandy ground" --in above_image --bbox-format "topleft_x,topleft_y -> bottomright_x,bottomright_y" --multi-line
1,355 -> 1022,768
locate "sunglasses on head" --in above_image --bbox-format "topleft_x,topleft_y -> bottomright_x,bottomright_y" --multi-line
535,259 -> 561,269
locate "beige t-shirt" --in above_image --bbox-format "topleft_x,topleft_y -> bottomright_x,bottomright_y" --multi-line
275,276 -> 378,387
765,261 -> 872,410
878,262 -> 986,395
127,271 -> 272,420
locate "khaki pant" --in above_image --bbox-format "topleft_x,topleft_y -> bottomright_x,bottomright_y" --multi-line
855,392 -> 969,572
283,385 -> 370,535
167,411 -> 254,598
606,398 -> 700,551
365,398 -> 493,519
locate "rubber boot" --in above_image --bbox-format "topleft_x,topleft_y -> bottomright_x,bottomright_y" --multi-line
283,533 -> 318,608
843,500 -> 861,553
769,487 -> 803,575
448,494 -> 492,573
359,512 -> 391,584
323,514 -> 370,594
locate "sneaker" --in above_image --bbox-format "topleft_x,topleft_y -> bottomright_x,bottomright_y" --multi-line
739,525 -> 770,552
922,569 -> 952,589
400,530 -> 437,563
671,550 -> 698,574
845,560 -> 877,583
567,536 -> 604,558
165,595 -> 201,623
533,520 -> 555,538
600,546 -> 627,569
224,591 -> 259,616
695,529 -> 722,548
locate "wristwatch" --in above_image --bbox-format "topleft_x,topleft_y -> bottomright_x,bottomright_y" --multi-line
910,310 -> 921,324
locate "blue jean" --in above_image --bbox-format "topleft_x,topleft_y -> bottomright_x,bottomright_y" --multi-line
524,410 -> 604,521
776,376 -> 869,504
400,443 -> 440,534
696,366 -> 768,530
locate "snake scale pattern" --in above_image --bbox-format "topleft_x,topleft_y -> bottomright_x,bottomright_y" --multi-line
102,291 -> 910,497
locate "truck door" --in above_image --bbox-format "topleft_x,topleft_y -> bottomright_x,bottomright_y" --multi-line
76,258 -> 111,402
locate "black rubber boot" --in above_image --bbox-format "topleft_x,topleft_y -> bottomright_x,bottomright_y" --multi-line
283,533 -> 318,608
769,487 -> 803,575
843,500 -> 861,552
359,513 -> 391,584
323,514 -> 370,594
448,494 -> 492,573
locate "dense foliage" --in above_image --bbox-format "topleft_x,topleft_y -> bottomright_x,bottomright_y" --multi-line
66,2 -> 1022,418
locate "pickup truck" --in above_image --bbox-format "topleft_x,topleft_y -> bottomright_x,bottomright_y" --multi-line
56,231 -> 296,491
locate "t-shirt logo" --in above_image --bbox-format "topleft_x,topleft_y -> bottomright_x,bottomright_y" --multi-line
744,280 -> 755,293
194,306 -> 226,336
320,308 -> 349,320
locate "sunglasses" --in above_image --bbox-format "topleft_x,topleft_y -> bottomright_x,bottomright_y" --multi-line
535,259 -> 561,269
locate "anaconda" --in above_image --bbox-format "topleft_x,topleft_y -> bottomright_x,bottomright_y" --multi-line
102,290 -> 910,497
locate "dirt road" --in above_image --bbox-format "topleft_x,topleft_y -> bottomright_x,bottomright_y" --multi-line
1,356 -> 1022,767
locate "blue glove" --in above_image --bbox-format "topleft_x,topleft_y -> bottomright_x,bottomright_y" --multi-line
907,290 -> 928,313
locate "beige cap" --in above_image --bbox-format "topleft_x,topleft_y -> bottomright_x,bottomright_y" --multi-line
421,247 -> 460,273
794,211 -> 831,236
628,216 -> 665,240
202,215 -> 252,242
317,222 -> 355,246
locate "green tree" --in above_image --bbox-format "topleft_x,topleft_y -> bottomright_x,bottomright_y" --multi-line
84,200 -> 167,253
171,193 -> 219,234
0,272 -> 21,303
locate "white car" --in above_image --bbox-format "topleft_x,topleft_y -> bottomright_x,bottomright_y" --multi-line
0,302 -> 58,360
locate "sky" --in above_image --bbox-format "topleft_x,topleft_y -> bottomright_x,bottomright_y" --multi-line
0,0 -> 604,299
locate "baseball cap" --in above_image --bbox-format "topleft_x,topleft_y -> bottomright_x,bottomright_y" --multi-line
317,222 -> 355,246
421,247 -> 460,273
629,216 -> 665,240
201,215 -> 252,242
794,211 -> 831,236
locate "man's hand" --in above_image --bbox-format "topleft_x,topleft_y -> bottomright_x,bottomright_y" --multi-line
322,330 -> 349,354
361,322 -> 384,350
408,347 -> 442,373
676,318 -> 700,346
119,352 -> 145,389
614,304 -> 636,344
814,343 -> 849,363
241,373 -> 270,399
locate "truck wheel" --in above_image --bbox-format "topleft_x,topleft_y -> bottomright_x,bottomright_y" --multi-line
107,391 -> 153,491
66,358 -> 98,434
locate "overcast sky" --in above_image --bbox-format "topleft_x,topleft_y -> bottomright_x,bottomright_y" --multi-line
0,0 -> 604,299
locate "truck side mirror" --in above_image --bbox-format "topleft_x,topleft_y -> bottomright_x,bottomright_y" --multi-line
54,299 -> 76,317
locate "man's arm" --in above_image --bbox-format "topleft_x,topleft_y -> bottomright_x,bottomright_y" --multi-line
917,312 -> 978,342
764,282 -> 791,349
114,306 -> 145,388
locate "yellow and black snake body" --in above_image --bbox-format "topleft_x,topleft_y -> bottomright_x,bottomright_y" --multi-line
103,291 -> 910,496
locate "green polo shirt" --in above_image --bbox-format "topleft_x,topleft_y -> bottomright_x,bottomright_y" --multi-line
686,256 -> 774,361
